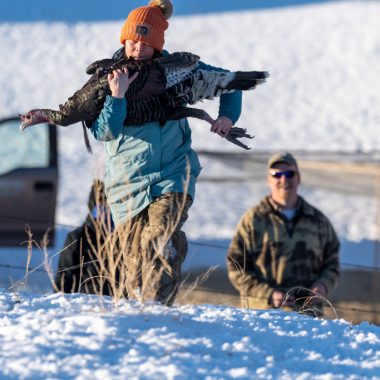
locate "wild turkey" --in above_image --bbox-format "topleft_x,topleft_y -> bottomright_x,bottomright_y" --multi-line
20,52 -> 269,150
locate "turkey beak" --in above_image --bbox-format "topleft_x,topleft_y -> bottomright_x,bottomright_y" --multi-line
19,113 -> 32,132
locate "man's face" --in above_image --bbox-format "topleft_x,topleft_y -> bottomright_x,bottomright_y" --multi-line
124,40 -> 155,61
267,162 -> 300,202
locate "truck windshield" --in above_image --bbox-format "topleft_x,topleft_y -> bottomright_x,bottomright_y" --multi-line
0,119 -> 50,175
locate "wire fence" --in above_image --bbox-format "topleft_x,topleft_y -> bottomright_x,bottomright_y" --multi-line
1,213 -> 380,272
4,254 -> 380,317
3,255 -> 379,317
1,212 -> 380,318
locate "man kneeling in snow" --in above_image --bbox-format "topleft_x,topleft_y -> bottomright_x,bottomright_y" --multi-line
227,152 -> 340,317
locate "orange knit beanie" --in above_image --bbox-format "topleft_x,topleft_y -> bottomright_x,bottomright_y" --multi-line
120,0 -> 173,52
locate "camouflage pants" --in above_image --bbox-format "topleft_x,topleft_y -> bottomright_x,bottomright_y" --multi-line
117,192 -> 192,306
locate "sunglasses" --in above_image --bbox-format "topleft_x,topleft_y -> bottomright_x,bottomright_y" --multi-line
270,170 -> 297,179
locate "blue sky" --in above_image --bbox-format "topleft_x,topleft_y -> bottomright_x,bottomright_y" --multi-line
2,0 -> 341,21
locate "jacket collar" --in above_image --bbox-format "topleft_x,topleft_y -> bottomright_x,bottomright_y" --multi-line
260,195 -> 315,217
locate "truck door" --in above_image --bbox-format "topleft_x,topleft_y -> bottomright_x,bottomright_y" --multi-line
0,117 -> 58,246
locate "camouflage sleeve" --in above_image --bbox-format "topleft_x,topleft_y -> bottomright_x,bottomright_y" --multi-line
227,208 -> 274,305
316,218 -> 340,295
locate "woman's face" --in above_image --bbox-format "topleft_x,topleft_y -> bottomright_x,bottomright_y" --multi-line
124,40 -> 155,61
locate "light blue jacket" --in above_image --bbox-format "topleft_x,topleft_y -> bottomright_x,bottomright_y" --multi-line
91,60 -> 242,225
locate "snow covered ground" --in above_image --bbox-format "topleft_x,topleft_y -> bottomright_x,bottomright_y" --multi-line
1,0 -> 380,378
1,290 -> 379,379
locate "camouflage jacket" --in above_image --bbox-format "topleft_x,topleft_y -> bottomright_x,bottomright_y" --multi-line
227,196 -> 340,309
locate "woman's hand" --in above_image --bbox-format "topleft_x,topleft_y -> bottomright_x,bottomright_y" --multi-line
210,116 -> 233,137
108,68 -> 138,99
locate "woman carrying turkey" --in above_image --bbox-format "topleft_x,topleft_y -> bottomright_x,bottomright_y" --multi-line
90,0 -> 242,305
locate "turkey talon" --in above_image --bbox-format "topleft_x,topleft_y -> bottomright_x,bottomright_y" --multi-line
225,127 -> 254,150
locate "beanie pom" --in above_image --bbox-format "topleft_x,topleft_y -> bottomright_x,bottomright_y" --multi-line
148,0 -> 173,20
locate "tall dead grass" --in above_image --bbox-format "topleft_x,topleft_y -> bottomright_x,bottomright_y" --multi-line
51,167 -> 196,306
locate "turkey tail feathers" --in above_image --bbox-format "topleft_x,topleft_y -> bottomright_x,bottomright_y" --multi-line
187,69 -> 269,104
223,71 -> 269,91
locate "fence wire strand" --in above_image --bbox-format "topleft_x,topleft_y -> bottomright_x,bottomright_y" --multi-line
1,215 -> 380,317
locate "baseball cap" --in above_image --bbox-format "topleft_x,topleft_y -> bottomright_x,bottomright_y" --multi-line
268,152 -> 298,169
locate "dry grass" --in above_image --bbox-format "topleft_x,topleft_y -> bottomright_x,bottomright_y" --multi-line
49,171 -> 198,306
282,286 -> 338,319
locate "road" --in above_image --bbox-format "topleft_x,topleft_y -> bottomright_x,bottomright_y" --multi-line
198,151 -> 380,197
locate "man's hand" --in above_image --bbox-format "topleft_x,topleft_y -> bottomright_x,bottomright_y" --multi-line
270,290 -> 295,308
310,282 -> 327,298
210,116 -> 233,137
108,68 -> 138,99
